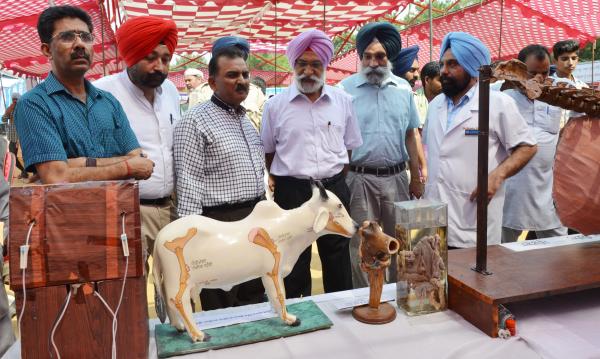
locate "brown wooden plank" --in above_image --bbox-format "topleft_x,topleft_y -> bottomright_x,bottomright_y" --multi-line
9,181 -> 143,289
15,277 -> 148,358
449,242 -> 600,303
448,275 -> 498,337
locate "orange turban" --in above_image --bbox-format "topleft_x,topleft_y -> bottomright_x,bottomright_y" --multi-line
116,16 -> 178,67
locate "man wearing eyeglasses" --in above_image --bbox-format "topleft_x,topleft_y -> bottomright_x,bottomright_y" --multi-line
94,16 -> 180,273
14,5 -> 154,184
261,29 -> 362,298
339,22 -> 424,288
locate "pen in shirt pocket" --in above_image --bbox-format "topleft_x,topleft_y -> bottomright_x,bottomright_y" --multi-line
170,114 -> 173,124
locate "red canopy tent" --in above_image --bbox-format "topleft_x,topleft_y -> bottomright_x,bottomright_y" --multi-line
0,0 -> 118,79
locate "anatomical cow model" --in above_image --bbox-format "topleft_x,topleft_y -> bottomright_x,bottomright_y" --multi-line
152,182 -> 357,342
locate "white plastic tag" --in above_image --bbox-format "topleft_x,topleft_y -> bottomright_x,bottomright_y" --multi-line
120,233 -> 129,257
20,245 -> 30,269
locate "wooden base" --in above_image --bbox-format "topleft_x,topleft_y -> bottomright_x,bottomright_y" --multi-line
448,242 -> 600,337
15,276 -> 149,359
352,302 -> 397,324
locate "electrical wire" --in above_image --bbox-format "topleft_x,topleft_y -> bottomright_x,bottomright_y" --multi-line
49,286 -> 73,359
93,212 -> 129,359
18,221 -> 36,341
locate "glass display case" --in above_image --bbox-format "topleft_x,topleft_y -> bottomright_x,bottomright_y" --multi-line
394,199 -> 448,315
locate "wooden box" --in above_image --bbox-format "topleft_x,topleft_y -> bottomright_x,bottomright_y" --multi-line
8,181 -> 148,358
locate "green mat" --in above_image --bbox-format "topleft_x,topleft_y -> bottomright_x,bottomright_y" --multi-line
155,300 -> 333,358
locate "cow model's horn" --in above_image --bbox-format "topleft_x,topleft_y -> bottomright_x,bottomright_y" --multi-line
313,180 -> 329,201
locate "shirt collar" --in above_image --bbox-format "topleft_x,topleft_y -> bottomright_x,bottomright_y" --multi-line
446,83 -> 477,109
44,71 -> 101,99
288,83 -> 330,103
211,94 -> 246,116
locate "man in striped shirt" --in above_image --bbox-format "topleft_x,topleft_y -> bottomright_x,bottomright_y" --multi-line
14,5 -> 154,184
174,37 -> 266,310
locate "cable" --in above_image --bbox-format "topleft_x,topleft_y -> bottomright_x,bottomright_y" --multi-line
18,220 -> 36,341
49,285 -> 73,359
94,212 -> 129,359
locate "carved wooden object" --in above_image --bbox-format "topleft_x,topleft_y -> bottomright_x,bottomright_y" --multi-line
492,59 -> 600,117
352,221 -> 399,324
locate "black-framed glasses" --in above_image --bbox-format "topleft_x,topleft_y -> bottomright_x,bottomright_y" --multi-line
50,30 -> 95,44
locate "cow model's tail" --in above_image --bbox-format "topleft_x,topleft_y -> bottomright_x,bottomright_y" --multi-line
153,249 -> 167,323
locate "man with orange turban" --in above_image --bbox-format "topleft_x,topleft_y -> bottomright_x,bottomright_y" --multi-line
95,15 -> 181,271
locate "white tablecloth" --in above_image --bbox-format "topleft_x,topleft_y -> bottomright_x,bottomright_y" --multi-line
4,285 -> 542,359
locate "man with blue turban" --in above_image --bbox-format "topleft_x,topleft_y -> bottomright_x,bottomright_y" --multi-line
422,32 -> 537,248
340,22 -> 425,288
261,29 -> 362,298
393,45 -> 420,88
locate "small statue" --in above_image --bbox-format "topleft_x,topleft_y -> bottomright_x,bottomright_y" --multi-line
153,182 -> 358,342
398,234 -> 446,311
352,221 -> 399,324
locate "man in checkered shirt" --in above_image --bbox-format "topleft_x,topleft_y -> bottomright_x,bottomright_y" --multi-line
174,37 -> 266,310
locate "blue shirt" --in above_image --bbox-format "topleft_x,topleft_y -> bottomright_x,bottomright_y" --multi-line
340,73 -> 420,167
15,72 -> 140,171
445,84 -> 477,131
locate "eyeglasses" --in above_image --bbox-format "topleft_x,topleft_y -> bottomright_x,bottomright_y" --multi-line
295,60 -> 323,70
50,30 -> 95,44
363,52 -> 387,63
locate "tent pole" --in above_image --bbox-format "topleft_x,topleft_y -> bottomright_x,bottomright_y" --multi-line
274,0 -> 278,91
0,71 -> 6,110
498,0 -> 504,58
592,40 -> 596,94
429,0 -> 433,61
99,0 -> 106,76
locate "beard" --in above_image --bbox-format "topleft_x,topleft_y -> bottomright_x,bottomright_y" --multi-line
129,65 -> 168,88
360,62 -> 393,86
295,72 -> 325,94
441,73 -> 472,98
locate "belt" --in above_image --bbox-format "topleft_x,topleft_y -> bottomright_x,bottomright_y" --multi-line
203,196 -> 264,213
349,163 -> 406,177
140,196 -> 171,206
274,171 -> 344,187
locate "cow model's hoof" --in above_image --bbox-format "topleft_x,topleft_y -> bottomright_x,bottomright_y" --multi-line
291,318 -> 301,327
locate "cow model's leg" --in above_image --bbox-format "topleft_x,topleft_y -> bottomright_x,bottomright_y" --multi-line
249,228 -> 299,326
164,227 -> 205,342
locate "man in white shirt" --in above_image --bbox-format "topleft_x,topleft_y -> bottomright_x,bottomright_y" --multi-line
502,44 -> 567,243
185,68 -> 205,109
261,29 -> 362,298
423,32 -> 537,248
94,16 -> 180,265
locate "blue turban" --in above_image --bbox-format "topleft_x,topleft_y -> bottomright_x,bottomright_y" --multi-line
440,32 -> 490,77
212,36 -> 250,60
392,45 -> 419,77
356,22 -> 402,61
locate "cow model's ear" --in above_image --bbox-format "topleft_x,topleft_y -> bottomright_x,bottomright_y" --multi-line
313,208 -> 329,233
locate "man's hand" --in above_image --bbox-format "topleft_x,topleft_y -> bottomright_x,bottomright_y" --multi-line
409,176 -> 424,199
469,170 -> 505,203
419,166 -> 428,184
268,174 -> 275,193
126,156 -> 154,180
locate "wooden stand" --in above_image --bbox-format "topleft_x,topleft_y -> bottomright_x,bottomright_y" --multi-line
9,181 -> 148,358
448,242 -> 600,337
352,268 -> 396,324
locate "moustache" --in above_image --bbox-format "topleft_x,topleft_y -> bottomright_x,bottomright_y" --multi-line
235,84 -> 249,93
70,50 -> 90,62
363,66 -> 386,76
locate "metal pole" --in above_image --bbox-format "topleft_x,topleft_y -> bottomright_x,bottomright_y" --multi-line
474,65 -> 492,275
498,0 -> 504,58
429,0 -> 433,62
